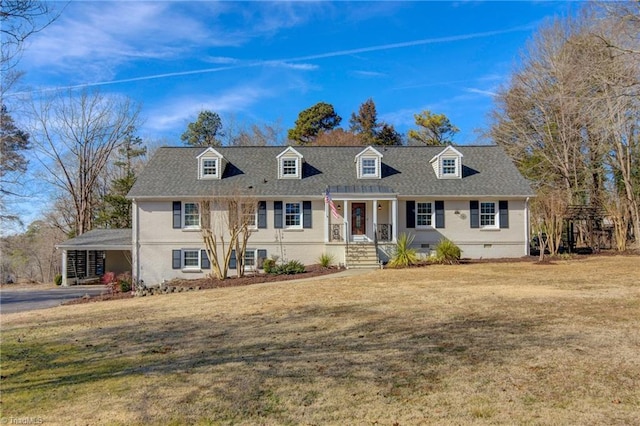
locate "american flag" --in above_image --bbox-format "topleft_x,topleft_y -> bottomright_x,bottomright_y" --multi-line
325,189 -> 340,220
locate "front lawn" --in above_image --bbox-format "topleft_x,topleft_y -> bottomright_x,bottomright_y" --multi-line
2,256 -> 639,425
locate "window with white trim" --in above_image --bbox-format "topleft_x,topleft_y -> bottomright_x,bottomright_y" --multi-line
480,202 -> 497,228
442,158 -> 457,175
183,202 -> 200,229
241,202 -> 257,228
244,250 -> 256,269
361,157 -> 378,177
416,202 -> 434,227
285,202 -> 301,228
282,158 -> 298,177
183,249 -> 200,269
202,158 -> 217,177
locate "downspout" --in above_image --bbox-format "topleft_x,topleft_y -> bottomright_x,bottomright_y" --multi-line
524,197 -> 530,256
132,199 -> 140,285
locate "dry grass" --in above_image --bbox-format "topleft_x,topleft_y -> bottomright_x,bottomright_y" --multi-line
1,255 -> 639,425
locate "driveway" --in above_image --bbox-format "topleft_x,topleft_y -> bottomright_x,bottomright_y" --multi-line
0,285 -> 108,314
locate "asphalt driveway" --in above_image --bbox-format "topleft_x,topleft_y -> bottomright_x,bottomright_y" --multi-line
0,285 -> 108,314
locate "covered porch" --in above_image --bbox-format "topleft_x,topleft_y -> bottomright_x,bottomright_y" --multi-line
56,229 -> 132,286
324,185 -> 398,244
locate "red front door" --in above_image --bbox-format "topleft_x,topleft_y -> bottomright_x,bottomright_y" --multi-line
351,203 -> 366,235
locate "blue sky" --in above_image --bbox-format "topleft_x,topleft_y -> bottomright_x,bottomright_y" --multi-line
12,1 -> 579,146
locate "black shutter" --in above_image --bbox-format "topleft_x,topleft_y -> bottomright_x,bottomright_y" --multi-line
499,200 -> 509,229
303,201 -> 312,228
201,250 -> 210,269
435,200 -> 445,228
172,250 -> 181,269
274,201 -> 283,228
172,201 -> 181,229
257,201 -> 267,229
470,200 -> 479,228
257,249 -> 267,268
229,250 -> 237,269
406,201 -> 415,228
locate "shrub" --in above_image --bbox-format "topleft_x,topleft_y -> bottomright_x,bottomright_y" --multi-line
119,280 -> 132,293
272,260 -> 306,275
434,239 -> 461,264
388,233 -> 419,268
101,272 -> 116,285
318,253 -> 334,268
117,272 -> 132,293
262,258 -> 276,274
54,274 -> 63,286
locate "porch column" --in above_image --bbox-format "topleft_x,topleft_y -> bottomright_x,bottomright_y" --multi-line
61,249 -> 69,286
324,198 -> 329,243
391,199 -> 398,242
344,199 -> 349,242
372,199 -> 378,238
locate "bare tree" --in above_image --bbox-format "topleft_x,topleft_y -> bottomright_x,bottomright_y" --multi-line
489,8 -> 640,250
1,1 -> 63,72
28,89 -> 140,236
201,193 -> 257,280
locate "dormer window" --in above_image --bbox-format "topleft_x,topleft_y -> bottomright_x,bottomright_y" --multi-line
197,147 -> 224,180
202,158 -> 218,177
430,146 -> 463,179
442,158 -> 458,176
282,158 -> 298,176
361,158 -> 378,177
277,147 -> 303,179
355,146 -> 383,179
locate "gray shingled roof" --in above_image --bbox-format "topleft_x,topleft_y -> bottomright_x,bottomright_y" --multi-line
128,146 -> 534,199
57,229 -> 132,250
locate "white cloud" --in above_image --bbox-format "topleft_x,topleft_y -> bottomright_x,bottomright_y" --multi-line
352,70 -> 387,78
144,85 -> 273,134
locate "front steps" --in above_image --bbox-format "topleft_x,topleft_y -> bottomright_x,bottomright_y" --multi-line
345,243 -> 380,269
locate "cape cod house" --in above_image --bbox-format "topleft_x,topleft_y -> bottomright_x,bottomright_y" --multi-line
123,145 -> 534,286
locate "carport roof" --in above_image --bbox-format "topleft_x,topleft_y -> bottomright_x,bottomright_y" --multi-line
56,229 -> 132,251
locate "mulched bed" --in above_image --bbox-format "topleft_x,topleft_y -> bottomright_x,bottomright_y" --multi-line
64,264 -> 344,305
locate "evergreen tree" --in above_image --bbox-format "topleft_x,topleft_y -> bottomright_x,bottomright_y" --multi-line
349,98 -> 381,145
95,128 -> 146,229
181,110 -> 224,147
287,102 -> 341,144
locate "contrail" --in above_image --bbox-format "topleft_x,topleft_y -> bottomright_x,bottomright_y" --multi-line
9,24 -> 536,96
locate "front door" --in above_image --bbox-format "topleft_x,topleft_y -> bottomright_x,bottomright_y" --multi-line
351,203 -> 366,236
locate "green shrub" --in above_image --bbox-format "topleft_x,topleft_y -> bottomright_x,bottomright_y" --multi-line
262,258 -> 276,273
434,239 -> 461,264
117,272 -> 132,293
54,274 -> 63,286
273,260 -> 306,275
318,253 -> 334,268
119,280 -> 131,293
388,233 -> 419,268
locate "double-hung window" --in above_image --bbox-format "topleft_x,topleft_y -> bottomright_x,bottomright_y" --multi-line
361,158 -> 377,177
183,202 -> 200,229
202,159 -> 217,177
183,249 -> 200,269
244,250 -> 256,270
282,158 -> 298,177
241,202 -> 257,228
480,202 -> 497,228
442,158 -> 457,176
285,202 -> 301,228
416,202 -> 433,227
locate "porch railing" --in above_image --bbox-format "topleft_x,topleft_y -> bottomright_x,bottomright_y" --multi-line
376,223 -> 392,242
330,224 -> 343,242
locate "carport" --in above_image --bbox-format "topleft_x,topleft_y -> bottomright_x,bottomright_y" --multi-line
56,229 -> 132,286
